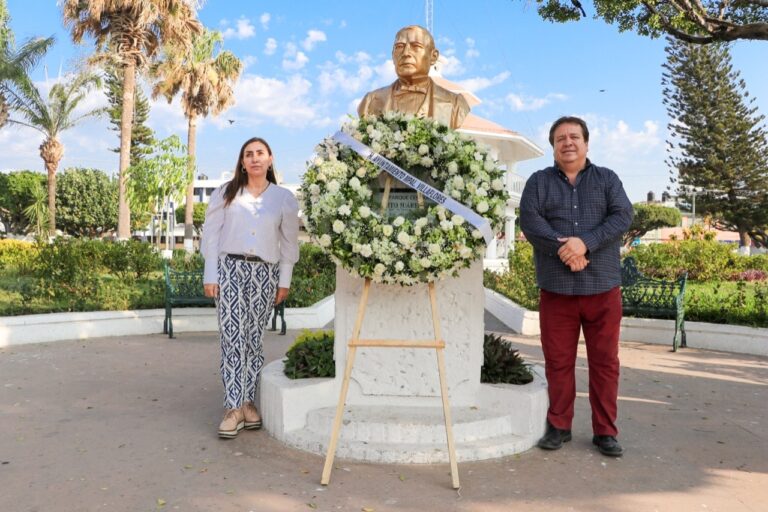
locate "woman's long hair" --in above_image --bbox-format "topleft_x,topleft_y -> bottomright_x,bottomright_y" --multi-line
223,137 -> 278,206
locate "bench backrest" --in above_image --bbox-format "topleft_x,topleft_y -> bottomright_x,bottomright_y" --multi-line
163,262 -> 213,304
621,257 -> 687,312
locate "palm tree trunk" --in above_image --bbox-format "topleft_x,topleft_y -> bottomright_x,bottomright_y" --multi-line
117,61 -> 137,240
184,114 -> 197,253
46,161 -> 57,236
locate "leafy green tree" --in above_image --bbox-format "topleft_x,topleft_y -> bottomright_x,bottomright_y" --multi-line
0,0 -> 54,129
528,1 -> 768,43
104,65 -> 154,164
5,71 -> 104,235
62,0 -> 203,240
175,201 -> 206,236
0,170 -> 46,235
152,28 -> 242,252
126,135 -> 192,249
23,178 -> 48,239
663,38 -> 768,247
623,203 -> 682,245
55,168 -> 118,237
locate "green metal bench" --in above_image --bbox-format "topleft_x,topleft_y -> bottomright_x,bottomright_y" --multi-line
163,262 -> 214,339
620,257 -> 688,352
163,262 -> 286,339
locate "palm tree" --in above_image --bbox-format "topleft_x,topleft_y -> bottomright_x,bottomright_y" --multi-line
0,0 -> 54,129
5,71 -> 103,235
152,28 -> 242,252
61,0 -> 202,239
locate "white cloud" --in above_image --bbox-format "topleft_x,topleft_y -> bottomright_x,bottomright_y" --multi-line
465,37 -> 479,59
589,118 -> 661,161
302,30 -> 327,51
457,71 -> 510,93
373,59 -> 397,84
264,38 -> 277,56
435,54 -> 464,77
282,51 -> 309,71
231,74 -> 317,128
222,17 -> 256,40
241,55 -> 258,69
318,62 -> 374,95
506,92 -> 567,111
260,13 -> 271,30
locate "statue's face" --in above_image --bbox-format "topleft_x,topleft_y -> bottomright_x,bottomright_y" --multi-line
392,27 -> 438,81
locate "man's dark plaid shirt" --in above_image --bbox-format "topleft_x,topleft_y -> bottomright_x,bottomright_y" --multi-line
520,160 -> 633,296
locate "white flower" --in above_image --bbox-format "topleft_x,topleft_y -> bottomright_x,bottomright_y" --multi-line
394,261 -> 405,272
459,245 -> 473,258
466,182 -> 477,194
418,144 -> 429,155
360,244 -> 373,257
352,243 -> 361,253
374,263 -> 386,275
415,217 -> 429,228
428,243 -> 441,255
474,152 -> 484,161
451,215 -> 465,226
451,190 -> 461,199
440,220 -> 453,231
356,167 -> 367,178
477,201 -> 489,213
420,156 -> 434,167
314,157 -> 324,167
451,175 -> 464,189
393,130 -> 404,142
447,161 -> 459,174
397,231 -> 410,245
382,225 -> 394,237
491,178 -> 504,191
332,220 -> 345,233
327,180 -> 341,193
338,204 -> 351,216
393,216 -> 405,227
358,205 -> 371,218
349,177 -> 361,189
420,257 -> 432,268
443,133 -> 455,144
309,184 -> 320,196
494,204 -> 504,216
318,234 -> 331,247
476,187 -> 488,197
472,229 -> 483,239
414,226 -> 422,236
484,160 -> 496,172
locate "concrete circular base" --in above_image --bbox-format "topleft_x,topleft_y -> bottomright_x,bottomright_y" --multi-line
260,359 -> 548,463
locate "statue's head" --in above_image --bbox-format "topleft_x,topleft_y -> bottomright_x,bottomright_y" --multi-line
392,25 -> 438,82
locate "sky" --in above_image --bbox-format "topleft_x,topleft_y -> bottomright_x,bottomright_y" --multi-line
2,0 -> 767,203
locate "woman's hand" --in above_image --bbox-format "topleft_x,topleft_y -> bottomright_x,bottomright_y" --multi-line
203,284 -> 219,298
275,287 -> 289,305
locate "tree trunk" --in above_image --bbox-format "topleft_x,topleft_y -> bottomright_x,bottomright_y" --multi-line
117,61 -> 137,240
39,137 -> 63,236
184,115 -> 197,253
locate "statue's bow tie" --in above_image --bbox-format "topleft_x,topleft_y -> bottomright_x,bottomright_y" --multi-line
394,84 -> 428,96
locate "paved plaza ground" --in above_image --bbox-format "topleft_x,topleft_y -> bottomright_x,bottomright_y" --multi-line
1,315 -> 767,512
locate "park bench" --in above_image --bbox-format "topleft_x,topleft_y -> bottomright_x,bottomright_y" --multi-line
163,262 -> 286,339
620,257 -> 688,352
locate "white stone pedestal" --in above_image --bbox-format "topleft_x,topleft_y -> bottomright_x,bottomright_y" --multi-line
260,260 -> 548,463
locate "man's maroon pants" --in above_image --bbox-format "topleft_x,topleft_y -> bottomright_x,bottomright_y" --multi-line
539,287 -> 622,437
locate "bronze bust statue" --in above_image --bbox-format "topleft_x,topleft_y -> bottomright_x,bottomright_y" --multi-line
357,25 -> 470,129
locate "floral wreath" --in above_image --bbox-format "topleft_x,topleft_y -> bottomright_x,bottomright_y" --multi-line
300,111 -> 509,285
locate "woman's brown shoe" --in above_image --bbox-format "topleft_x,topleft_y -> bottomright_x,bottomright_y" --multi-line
218,408 -> 245,439
242,402 -> 262,430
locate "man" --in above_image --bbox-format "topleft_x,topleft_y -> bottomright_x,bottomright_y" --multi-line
357,25 -> 470,129
520,116 -> 633,457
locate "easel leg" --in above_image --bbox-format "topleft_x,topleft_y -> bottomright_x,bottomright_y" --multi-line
321,279 -> 371,485
428,282 -> 460,489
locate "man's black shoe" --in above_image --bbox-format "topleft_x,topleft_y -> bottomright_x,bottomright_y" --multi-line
537,422 -> 572,450
592,435 -> 624,457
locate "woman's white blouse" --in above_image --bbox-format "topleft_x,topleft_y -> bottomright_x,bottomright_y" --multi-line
200,184 -> 300,288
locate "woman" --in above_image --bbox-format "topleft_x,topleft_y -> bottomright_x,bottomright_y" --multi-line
201,137 -> 299,439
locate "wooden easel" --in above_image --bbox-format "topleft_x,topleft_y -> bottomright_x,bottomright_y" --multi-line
321,177 -> 459,489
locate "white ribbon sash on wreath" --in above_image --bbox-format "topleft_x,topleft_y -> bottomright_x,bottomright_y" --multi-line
332,131 -> 494,245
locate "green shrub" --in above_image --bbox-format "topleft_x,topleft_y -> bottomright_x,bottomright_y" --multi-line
170,250 -> 205,272
283,329 -> 335,379
33,238 -> 104,295
483,241 -> 538,311
286,243 -> 336,307
685,281 -> 768,327
101,240 -> 162,279
629,240 -> 741,281
0,239 -> 37,274
481,333 -> 534,385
